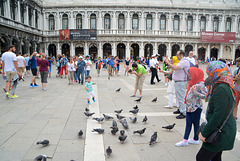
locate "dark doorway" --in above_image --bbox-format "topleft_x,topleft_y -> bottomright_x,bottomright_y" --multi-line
12,38 -> 18,54
48,44 -> 56,57
62,43 -> 70,57
198,47 -> 206,61
144,44 -> 153,58
29,42 -> 34,55
103,43 -> 111,58
158,44 -> 167,61
185,45 -> 193,56
89,45 -> 98,59
235,48 -> 240,60
172,44 -> 180,56
75,46 -> 84,56
131,43 -> 139,60
0,37 -> 7,56
210,47 -> 218,60
117,43 -> 126,59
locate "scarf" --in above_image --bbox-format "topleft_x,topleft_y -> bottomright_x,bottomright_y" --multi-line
184,67 -> 205,104
205,61 -> 236,102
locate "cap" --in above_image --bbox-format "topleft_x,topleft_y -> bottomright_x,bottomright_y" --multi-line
36,54 -> 40,57
79,56 -> 83,59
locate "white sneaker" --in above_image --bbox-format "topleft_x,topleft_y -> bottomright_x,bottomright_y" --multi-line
164,105 -> 173,108
165,83 -> 168,87
175,141 -> 189,147
188,139 -> 199,145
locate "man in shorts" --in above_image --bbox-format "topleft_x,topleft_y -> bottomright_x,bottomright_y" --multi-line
17,52 -> 26,80
29,52 -> 39,88
1,45 -> 20,98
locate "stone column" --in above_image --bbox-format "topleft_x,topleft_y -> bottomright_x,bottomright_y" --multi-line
219,44 -> 223,59
167,13 -> 172,33
57,12 -> 60,30
220,15 -> 225,32
45,43 -> 48,56
194,14 -> 199,32
84,42 -> 89,55
154,13 -> 159,32
57,43 -> 61,55
98,42 -> 103,58
194,44 -> 198,56
181,43 -> 184,50
206,44 -> 210,60
43,12 -> 48,31
126,12 -> 131,34
232,16 -> 237,32
140,12 -> 145,34
6,0 -> 10,18
207,15 -> 212,31
112,11 -> 117,34
84,11 -> 88,29
181,13 -> 186,32
126,42 -> 130,59
33,9 -> 36,28
70,11 -> 74,29
139,42 -> 144,57
232,45 -> 236,60
25,4 -> 29,25
17,0 -> 20,22
153,42 -> 158,55
97,12 -> 102,32
112,42 -> 116,56
167,43 -> 171,57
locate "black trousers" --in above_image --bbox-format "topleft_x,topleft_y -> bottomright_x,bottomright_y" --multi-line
150,67 -> 160,84
196,147 -> 222,161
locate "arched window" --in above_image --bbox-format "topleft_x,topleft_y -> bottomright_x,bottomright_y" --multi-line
90,14 -> 96,29
226,17 -> 231,32
160,15 -> 166,30
213,17 -> 219,32
0,0 -> 4,16
146,14 -> 152,30
35,10 -> 38,28
104,13 -> 111,30
187,16 -> 193,31
62,14 -> 68,29
173,15 -> 180,31
76,14 -> 82,29
132,14 -> 139,30
10,0 -> 15,20
200,16 -> 206,31
118,13 -> 125,30
49,14 -> 55,30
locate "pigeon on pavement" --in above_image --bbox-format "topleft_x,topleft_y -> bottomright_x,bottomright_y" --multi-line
133,105 -> 138,110
162,123 -> 176,131
78,130 -> 83,138
114,109 -> 123,114
134,97 -> 141,102
129,117 -> 137,123
110,126 -> 119,135
34,155 -> 52,161
133,128 -> 146,136
106,146 -> 112,157
92,117 -> 104,123
115,88 -> 121,92
85,107 -> 90,112
151,97 -> 157,102
92,128 -> 105,134
118,135 -> 127,144
116,114 -> 125,120
120,130 -> 125,136
103,114 -> 114,120
112,120 -> 118,127
149,132 -> 158,146
129,109 -> 139,114
84,112 -> 95,117
36,140 -> 49,146
120,119 -> 129,130
142,115 -> 148,123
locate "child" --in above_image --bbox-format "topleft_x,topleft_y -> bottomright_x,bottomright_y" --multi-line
85,76 -> 96,105
175,67 -> 207,147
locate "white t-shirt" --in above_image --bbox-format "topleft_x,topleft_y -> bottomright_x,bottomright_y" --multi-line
150,58 -> 157,68
17,56 -> 25,67
67,62 -> 74,71
2,52 -> 17,72
186,57 -> 195,65
85,60 -> 92,71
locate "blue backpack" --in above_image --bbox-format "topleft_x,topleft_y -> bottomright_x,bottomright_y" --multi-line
183,58 -> 195,67
62,57 -> 68,66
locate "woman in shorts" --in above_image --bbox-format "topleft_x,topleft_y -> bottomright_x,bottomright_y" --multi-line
124,57 -> 131,76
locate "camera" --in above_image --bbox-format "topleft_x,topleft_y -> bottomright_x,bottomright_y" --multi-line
128,69 -> 132,73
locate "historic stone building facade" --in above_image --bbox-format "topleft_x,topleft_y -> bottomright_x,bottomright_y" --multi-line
1,0 -> 240,60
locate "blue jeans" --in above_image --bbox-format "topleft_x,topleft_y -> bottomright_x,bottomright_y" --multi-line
74,70 -> 78,81
77,69 -> 85,84
85,70 -> 90,79
57,67 -> 61,74
184,108 -> 202,140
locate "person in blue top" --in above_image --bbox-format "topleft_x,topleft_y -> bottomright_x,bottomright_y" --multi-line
24,54 -> 30,77
29,52 -> 39,88
48,57 -> 52,77
77,56 -> 86,84
108,56 -> 114,76
85,75 -> 96,105
102,57 -> 107,70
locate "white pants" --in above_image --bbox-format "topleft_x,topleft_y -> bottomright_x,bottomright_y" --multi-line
87,91 -> 95,99
169,93 -> 174,107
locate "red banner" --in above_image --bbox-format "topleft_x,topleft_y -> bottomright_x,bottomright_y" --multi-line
200,31 -> 235,43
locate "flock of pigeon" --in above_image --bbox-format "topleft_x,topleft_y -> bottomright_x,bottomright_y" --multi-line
33,87 -> 176,160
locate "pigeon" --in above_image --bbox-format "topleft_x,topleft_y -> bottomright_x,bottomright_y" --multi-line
133,105 -> 138,110
114,109 -> 123,114
92,117 -> 104,123
34,155 -> 52,161
120,119 -> 129,130
103,114 -> 114,120
149,132 -> 158,146
115,88 -> 121,92
116,114 -> 125,120
84,112 -> 95,117
36,140 -> 49,146
120,130 -> 125,136
85,107 -> 90,112
129,109 -> 139,115
112,120 -> 118,127
133,128 -> 146,136
118,135 -> 127,143
92,128 -> 105,134
151,97 -> 157,102
106,146 -> 112,157
78,130 -> 83,138
162,123 -> 176,131
134,97 -> 141,102
129,117 -> 137,123
110,126 -> 119,135
142,115 -> 148,123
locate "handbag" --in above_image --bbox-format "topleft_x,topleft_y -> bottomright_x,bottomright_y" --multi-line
200,89 -> 235,146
